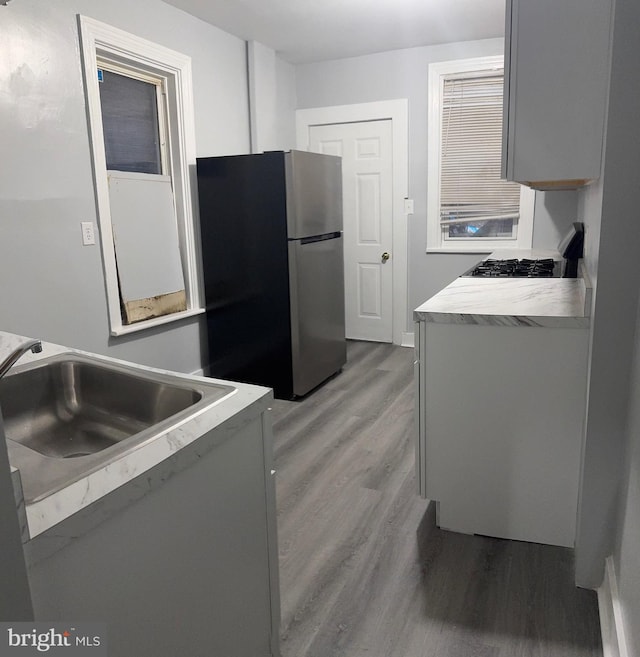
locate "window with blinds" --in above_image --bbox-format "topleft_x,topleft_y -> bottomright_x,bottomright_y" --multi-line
439,70 -> 522,240
427,57 -> 534,251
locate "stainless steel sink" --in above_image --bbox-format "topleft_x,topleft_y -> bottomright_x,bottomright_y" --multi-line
1,353 -> 235,502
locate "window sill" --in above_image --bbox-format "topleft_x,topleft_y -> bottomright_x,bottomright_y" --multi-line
426,247 -> 495,255
109,307 -> 205,337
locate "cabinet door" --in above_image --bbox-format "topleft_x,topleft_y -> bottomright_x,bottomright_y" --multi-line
28,416 -> 280,657
422,322 -> 588,547
503,0 -> 612,189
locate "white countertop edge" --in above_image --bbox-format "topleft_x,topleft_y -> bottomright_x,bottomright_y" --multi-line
413,310 -> 590,329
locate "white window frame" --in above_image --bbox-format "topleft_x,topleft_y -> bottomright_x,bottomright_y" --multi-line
78,15 -> 203,336
426,56 -> 535,253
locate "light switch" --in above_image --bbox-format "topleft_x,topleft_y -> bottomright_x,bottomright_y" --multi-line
404,198 -> 414,215
81,221 -> 96,245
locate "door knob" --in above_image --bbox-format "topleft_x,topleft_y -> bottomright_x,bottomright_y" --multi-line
381,251 -> 390,263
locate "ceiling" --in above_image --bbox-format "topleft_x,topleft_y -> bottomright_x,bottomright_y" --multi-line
162,0 -> 506,64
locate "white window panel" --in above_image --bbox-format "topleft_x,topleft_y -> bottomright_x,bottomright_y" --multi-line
107,172 -> 186,324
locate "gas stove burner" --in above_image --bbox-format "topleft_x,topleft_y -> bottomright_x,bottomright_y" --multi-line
464,258 -> 561,278
516,258 -> 557,276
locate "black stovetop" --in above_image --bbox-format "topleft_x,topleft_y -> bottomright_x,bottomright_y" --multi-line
462,258 -> 562,278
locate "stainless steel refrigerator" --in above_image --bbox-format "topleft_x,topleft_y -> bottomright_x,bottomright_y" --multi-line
196,150 -> 346,399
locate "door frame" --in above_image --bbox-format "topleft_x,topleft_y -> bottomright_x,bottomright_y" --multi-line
296,100 -> 409,347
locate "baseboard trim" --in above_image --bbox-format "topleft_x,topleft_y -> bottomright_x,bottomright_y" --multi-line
401,331 -> 414,348
598,556 -> 630,657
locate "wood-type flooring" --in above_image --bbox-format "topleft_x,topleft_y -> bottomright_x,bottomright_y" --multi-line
271,340 -> 602,657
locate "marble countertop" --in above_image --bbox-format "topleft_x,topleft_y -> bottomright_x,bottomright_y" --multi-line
0,331 -> 272,541
414,250 -> 591,328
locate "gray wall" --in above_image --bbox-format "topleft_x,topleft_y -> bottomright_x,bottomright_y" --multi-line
0,0 -> 250,372
574,0 -> 640,624
248,40 -> 297,153
617,301 -> 640,654
275,56 -> 298,150
295,39 -> 578,329
574,0 -> 640,648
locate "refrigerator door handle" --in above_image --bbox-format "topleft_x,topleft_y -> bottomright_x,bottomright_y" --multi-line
299,231 -> 341,245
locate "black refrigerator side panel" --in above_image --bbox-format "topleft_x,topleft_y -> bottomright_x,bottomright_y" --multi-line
196,153 -> 294,398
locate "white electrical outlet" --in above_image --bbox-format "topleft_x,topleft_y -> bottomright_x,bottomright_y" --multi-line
404,198 -> 414,215
81,221 -> 96,245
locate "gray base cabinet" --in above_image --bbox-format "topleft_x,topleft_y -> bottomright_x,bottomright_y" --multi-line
415,320 -> 588,547
26,411 -> 280,657
502,0 -> 612,189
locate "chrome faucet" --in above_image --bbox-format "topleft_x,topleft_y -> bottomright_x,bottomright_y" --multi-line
0,339 -> 42,380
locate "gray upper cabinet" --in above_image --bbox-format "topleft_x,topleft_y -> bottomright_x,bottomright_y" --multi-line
502,0 -> 613,190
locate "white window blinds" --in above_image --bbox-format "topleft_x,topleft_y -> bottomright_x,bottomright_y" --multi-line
440,71 -> 522,228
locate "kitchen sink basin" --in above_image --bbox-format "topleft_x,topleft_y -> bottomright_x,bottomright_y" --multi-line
1,353 -> 235,502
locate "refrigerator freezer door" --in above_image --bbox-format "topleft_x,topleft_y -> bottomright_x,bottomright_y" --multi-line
288,235 -> 347,397
197,153 -> 294,398
285,150 -> 343,239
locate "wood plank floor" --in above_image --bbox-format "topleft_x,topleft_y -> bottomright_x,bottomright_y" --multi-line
271,340 -> 602,657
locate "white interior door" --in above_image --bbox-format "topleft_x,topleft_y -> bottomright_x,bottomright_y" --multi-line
309,120 -> 393,343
